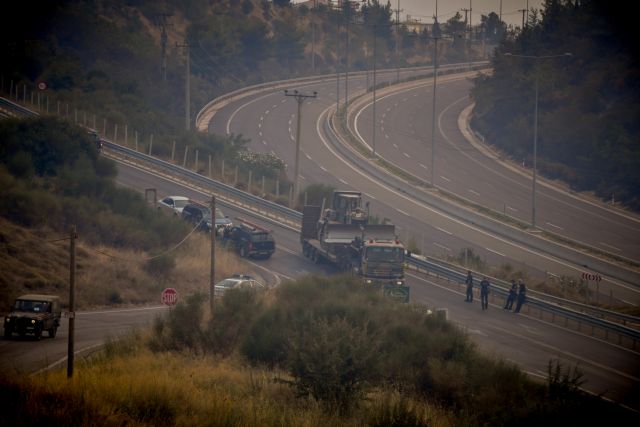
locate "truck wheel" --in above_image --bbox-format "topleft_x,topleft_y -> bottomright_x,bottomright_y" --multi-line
48,327 -> 57,338
3,328 -> 11,339
34,326 -> 42,341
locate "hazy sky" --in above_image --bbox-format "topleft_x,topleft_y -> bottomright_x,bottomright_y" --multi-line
294,1 -> 545,28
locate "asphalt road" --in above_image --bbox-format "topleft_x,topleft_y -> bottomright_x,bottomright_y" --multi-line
206,70 -> 640,307
2,158 -> 638,412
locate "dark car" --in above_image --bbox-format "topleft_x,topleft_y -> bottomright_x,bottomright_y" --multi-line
182,203 -> 233,235
4,294 -> 61,340
223,217 -> 275,259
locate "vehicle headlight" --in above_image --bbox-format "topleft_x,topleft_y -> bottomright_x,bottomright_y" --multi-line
365,279 -> 372,284
396,281 -> 403,285
31,319 -> 36,324
4,318 -> 9,323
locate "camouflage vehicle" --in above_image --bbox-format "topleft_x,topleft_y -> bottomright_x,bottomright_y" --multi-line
4,294 -> 61,340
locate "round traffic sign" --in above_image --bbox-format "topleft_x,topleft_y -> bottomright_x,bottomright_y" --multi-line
37,82 -> 47,90
161,288 -> 178,306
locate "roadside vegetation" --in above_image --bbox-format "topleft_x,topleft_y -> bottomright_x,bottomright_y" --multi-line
2,276 -> 636,426
0,116 -> 262,310
471,0 -> 640,210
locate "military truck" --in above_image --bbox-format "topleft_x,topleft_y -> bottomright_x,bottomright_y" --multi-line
300,191 -> 409,303
4,294 -> 62,339
223,217 -> 276,259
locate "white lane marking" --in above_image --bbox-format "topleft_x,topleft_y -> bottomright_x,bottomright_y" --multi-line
599,242 -> 621,252
259,116 -> 263,121
320,166 -> 328,172
395,208 -> 409,216
262,140 -> 267,145
467,328 -> 488,337
419,163 -> 428,170
364,192 -> 377,200
258,131 -> 262,137
546,222 -> 564,230
258,122 -> 262,128
265,109 -> 270,114
403,152 -> 410,158
440,175 -> 451,182
468,189 -> 481,197
272,104 -> 277,108
518,323 -> 542,335
506,205 -> 518,212
385,134 -> 389,139
393,143 -> 398,148
433,242 -> 451,252
305,153 -> 312,160
317,102 -> 640,295
300,175 -> 306,181
339,178 -> 349,185
486,247 -> 505,257
435,227 -> 452,235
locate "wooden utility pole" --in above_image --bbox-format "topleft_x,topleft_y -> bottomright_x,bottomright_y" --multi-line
284,90 -> 318,203
210,195 -> 216,313
176,40 -> 190,130
67,225 -> 76,379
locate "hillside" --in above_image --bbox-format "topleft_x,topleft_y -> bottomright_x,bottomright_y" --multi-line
471,0 -> 640,210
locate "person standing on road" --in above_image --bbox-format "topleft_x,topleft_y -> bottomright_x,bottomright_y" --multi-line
464,271 -> 474,302
480,276 -> 490,310
504,279 -> 518,310
514,280 -> 527,313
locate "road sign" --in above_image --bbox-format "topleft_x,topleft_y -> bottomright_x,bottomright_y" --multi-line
161,288 -> 178,306
37,82 -> 47,90
581,272 -> 602,282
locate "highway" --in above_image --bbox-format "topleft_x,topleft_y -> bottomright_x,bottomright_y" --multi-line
1,155 -> 638,411
205,69 -> 640,307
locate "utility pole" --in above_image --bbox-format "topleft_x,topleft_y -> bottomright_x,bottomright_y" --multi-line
311,0 -> 316,73
499,0 -> 503,22
176,40 -> 190,130
67,225 -> 76,379
155,13 -> 173,82
430,0 -> 440,186
372,24 -> 378,155
284,90 -> 318,203
518,9 -> 527,31
395,0 -> 403,83
210,195 -> 216,313
345,0 -> 350,107
336,10 -> 341,111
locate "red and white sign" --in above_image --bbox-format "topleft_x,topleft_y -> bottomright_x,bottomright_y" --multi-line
161,288 -> 178,306
37,82 -> 47,90
581,272 -> 602,282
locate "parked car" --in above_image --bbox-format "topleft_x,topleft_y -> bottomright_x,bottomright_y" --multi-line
4,294 -> 61,340
214,274 -> 264,298
158,196 -> 189,216
181,202 -> 233,234
222,217 -> 275,259
87,129 -> 103,149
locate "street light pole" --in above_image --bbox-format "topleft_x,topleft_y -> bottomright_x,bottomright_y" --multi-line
503,52 -> 572,228
284,89 -> 318,204
430,0 -> 439,186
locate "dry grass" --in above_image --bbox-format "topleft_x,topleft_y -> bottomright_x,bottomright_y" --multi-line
0,217 -> 261,310
6,342 -> 450,427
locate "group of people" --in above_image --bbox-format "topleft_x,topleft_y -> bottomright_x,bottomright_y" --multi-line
464,271 -> 526,313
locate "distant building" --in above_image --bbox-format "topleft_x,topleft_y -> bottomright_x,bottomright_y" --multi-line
404,15 -> 433,34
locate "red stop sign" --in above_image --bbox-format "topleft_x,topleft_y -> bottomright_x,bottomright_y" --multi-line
161,288 -> 178,306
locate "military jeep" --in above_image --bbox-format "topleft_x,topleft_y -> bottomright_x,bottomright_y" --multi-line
4,294 -> 61,340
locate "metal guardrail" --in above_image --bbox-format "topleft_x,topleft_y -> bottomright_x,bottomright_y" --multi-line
106,140 -> 640,345
2,81 -> 639,348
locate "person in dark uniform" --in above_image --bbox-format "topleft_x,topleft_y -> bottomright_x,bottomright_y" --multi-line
480,276 -> 490,310
504,279 -> 518,310
514,280 -> 527,313
464,271 -> 474,302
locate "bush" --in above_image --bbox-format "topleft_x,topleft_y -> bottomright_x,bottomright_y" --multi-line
145,254 -> 176,277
